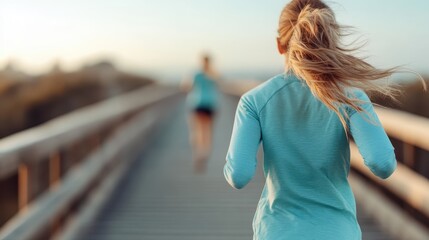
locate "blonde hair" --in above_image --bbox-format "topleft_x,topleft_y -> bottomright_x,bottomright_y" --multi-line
278,0 -> 403,130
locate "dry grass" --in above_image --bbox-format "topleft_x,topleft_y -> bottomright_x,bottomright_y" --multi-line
0,61 -> 153,138
371,75 -> 429,118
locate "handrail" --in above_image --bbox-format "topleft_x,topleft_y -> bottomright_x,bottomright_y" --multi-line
0,84 -> 181,239
375,107 -> 429,151
0,84 -> 179,179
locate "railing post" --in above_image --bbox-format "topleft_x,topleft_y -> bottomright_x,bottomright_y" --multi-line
18,163 -> 29,210
50,152 -> 61,189
92,133 -> 101,150
403,142 -> 415,169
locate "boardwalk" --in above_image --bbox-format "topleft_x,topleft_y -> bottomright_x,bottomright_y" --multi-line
79,94 -> 395,240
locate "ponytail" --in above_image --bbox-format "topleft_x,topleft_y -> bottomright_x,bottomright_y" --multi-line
278,0 -> 405,131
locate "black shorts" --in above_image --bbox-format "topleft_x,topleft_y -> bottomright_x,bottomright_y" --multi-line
194,107 -> 214,117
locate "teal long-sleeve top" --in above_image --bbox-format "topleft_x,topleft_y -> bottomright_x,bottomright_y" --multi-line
187,71 -> 218,110
224,72 -> 396,240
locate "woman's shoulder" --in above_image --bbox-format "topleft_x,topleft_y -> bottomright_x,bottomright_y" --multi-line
193,71 -> 205,79
343,87 -> 373,117
240,73 -> 301,112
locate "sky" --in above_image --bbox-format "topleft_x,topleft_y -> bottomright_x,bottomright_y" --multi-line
1,0 -> 428,81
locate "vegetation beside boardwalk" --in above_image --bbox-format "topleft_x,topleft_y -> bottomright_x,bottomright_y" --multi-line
0,61 -> 153,139
371,76 -> 429,118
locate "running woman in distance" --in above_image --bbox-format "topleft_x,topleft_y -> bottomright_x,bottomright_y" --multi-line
183,54 -> 219,173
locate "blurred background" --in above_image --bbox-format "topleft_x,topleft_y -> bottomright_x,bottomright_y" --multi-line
0,1 -> 428,240
1,0 -> 428,134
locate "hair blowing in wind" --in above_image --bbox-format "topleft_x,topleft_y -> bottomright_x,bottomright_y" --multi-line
278,0 -> 403,130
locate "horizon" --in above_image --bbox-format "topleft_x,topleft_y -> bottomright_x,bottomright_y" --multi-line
1,0 -> 428,81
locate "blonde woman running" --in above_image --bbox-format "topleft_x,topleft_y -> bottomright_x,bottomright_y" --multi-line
224,0 -> 400,239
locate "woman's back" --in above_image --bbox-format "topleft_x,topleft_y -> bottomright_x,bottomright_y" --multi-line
224,72 -> 395,239
187,71 -> 218,110
224,0 -> 400,239
244,73 -> 358,239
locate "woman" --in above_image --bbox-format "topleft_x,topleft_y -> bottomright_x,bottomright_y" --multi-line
224,0 -> 398,239
186,54 -> 218,173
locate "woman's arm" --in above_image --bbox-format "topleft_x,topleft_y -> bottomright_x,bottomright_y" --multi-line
349,90 -> 397,179
224,96 -> 261,189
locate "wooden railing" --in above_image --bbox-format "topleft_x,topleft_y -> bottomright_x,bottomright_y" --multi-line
349,108 -> 429,239
225,81 -> 429,239
0,84 -> 181,240
350,108 -> 429,215
375,107 -> 429,169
